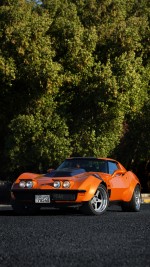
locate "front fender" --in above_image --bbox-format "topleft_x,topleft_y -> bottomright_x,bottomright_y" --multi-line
12,173 -> 41,189
77,175 -> 103,202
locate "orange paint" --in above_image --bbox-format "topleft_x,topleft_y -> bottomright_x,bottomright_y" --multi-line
11,157 -> 141,214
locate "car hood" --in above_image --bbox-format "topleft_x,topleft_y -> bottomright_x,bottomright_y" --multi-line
35,168 -> 110,186
12,168 -> 110,191
35,168 -> 88,185
44,168 -> 86,177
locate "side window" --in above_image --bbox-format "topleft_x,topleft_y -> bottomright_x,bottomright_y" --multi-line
108,161 -> 118,174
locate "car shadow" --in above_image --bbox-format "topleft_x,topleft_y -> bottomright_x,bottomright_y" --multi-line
0,205 -> 124,216
2,204 -> 147,216
0,206 -> 84,216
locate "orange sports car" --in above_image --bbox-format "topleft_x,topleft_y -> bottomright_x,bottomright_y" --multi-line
11,157 -> 141,215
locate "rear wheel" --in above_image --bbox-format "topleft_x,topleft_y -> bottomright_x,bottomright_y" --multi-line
81,184 -> 109,215
121,185 -> 141,212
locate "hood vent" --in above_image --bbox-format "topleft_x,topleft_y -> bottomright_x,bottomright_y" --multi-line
45,168 -> 86,178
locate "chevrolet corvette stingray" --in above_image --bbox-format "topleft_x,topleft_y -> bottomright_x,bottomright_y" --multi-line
11,157 -> 141,215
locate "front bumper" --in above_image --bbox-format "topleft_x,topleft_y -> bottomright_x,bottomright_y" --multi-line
11,189 -> 86,204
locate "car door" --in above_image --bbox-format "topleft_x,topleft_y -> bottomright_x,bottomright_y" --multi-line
108,161 -> 130,201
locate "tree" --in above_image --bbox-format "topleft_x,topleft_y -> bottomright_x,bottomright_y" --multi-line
43,0 -> 149,158
0,0 -> 70,178
0,0 -> 149,186
6,93 -> 71,174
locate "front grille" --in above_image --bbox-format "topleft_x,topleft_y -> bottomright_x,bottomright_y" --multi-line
52,193 -> 76,201
12,189 -> 82,202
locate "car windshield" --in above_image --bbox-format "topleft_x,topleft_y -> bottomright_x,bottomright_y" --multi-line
56,158 -> 108,173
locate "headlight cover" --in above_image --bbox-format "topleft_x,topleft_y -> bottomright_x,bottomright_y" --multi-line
53,181 -> 61,188
26,181 -> 33,188
19,180 -> 33,188
63,181 -> 70,188
19,181 -> 26,188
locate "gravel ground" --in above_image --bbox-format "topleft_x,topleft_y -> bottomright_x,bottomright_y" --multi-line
0,204 -> 150,267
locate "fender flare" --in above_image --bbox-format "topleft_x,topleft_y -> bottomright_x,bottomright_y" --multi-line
81,174 -> 108,201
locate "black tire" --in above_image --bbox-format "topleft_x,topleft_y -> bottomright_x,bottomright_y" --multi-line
81,184 -> 109,215
121,185 -> 141,212
11,200 -> 40,215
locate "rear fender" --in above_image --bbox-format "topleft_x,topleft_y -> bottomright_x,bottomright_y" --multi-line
122,172 -> 141,201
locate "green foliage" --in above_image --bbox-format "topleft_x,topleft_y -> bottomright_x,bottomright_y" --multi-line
113,99 -> 150,168
0,0 -> 61,106
0,0 -> 149,183
6,94 -> 71,173
0,0 -> 64,176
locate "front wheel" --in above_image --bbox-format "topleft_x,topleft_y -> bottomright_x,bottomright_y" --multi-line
81,184 -> 109,215
121,185 -> 141,212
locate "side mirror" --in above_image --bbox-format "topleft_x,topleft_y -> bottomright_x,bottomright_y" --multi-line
112,169 -> 126,177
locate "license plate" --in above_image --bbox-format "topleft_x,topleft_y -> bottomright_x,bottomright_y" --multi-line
35,195 -> 50,203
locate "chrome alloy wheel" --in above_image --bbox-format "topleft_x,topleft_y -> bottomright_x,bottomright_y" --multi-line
121,184 -> 141,212
91,186 -> 108,213
134,186 -> 141,210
